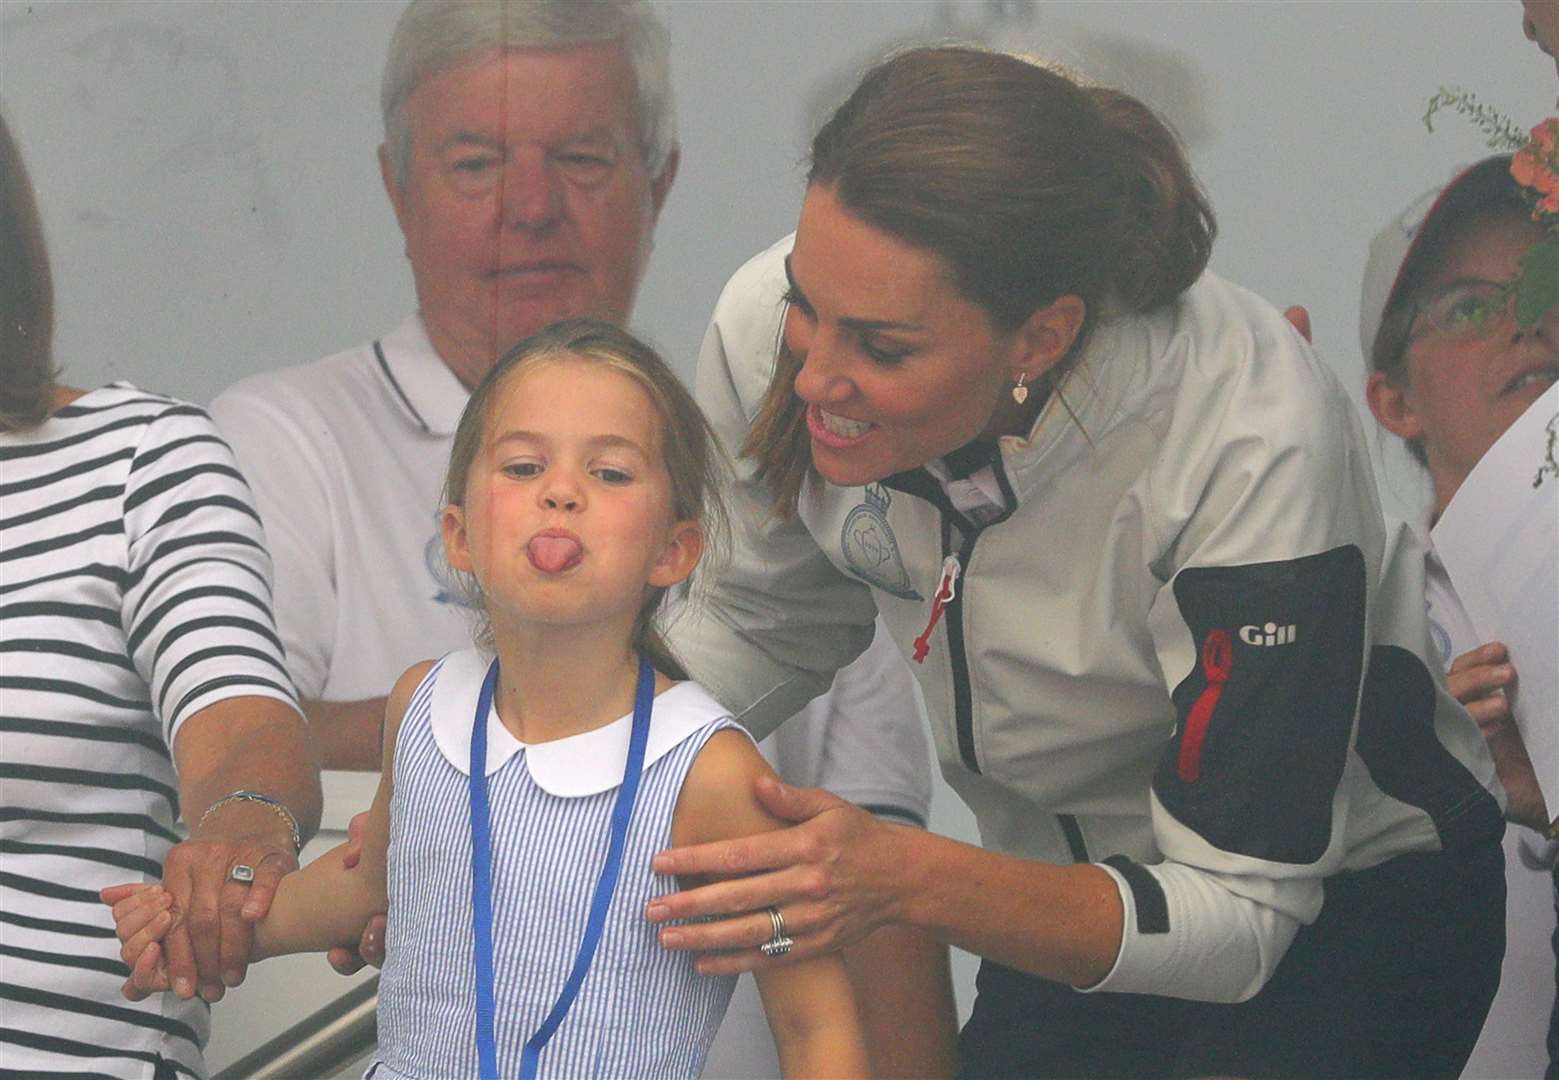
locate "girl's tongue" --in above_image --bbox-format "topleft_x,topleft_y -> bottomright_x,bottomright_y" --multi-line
527,534 -> 582,574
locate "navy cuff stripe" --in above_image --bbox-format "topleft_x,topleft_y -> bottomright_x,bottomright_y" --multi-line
1103,855 -> 1170,934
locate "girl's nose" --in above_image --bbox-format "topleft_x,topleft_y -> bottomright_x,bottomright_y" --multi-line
539,472 -> 583,512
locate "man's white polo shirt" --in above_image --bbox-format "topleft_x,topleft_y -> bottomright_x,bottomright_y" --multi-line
212,315 -> 477,707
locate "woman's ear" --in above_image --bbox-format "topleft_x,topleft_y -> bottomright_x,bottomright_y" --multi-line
649,520 -> 705,590
1366,369 -> 1425,443
1012,293 -> 1087,382
442,504 -> 473,574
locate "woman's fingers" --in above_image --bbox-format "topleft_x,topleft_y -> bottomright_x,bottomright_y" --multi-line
659,899 -> 836,977
652,779 -> 846,883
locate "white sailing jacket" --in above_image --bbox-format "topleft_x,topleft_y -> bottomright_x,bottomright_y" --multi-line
669,236 -> 1503,1003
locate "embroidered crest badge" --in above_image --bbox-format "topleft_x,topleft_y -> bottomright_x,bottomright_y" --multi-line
840,484 -> 923,600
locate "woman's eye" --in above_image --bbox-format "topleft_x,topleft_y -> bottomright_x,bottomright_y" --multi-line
782,286 -> 815,319
861,336 -> 912,365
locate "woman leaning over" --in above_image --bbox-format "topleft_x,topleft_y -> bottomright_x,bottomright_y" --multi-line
1,111 -> 321,1078
652,47 -> 1506,1078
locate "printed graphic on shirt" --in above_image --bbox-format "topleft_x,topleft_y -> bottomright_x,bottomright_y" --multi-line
1155,545 -> 1365,864
840,484 -> 923,600
1354,644 -> 1502,852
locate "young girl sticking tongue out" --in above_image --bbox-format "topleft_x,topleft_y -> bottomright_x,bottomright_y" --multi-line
103,320 -> 868,1080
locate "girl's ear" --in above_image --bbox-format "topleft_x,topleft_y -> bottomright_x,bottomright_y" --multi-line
648,520 -> 705,590
1011,293 -> 1086,383
442,504 -> 473,573
1366,369 -> 1425,443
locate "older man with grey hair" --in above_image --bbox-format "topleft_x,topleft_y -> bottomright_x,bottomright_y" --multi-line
209,1 -> 954,1074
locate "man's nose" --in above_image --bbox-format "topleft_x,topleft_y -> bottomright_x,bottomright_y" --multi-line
499,151 -> 563,230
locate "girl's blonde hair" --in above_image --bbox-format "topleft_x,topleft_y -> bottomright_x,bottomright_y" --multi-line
443,319 -> 728,678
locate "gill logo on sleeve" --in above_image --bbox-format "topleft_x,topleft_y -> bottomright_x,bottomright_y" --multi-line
1238,622 -> 1298,646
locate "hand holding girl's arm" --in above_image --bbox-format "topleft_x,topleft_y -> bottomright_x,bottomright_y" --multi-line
102,662 -> 425,998
243,661 -> 429,958
651,774 -> 1123,991
670,731 -> 869,1077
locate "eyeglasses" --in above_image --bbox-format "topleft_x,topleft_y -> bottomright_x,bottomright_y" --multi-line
1405,279 -> 1517,342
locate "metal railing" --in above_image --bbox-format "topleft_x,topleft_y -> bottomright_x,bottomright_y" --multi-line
213,975 -> 378,1080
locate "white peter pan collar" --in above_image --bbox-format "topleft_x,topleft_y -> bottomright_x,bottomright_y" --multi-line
426,648 -> 741,797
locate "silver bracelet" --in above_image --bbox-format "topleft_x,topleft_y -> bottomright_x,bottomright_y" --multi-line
197,790 -> 302,854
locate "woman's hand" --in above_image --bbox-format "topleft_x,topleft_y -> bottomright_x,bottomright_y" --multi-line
159,806 -> 299,1002
647,776 -> 905,976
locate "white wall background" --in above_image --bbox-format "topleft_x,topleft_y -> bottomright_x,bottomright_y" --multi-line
3,0 -> 1552,1070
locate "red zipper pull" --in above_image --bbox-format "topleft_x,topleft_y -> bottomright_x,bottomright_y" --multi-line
1177,628 -> 1234,783
912,556 -> 962,664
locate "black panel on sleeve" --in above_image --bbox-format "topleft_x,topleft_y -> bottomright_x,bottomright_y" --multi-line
1154,546 -> 1366,864
1354,645 -> 1503,852
1103,855 -> 1170,934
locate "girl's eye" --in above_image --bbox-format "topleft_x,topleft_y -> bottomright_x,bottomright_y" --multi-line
593,466 -> 633,485
503,461 -> 542,478
861,336 -> 912,365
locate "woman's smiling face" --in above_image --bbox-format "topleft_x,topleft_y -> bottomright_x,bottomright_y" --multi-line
781,184 -> 1039,488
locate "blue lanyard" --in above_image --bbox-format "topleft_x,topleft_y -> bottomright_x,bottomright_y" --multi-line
468,655 -> 655,1080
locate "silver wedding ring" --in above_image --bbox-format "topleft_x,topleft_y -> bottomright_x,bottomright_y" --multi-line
229,863 -> 256,884
759,905 -> 794,958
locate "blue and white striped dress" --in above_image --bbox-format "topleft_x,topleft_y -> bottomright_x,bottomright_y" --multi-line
371,649 -> 742,1080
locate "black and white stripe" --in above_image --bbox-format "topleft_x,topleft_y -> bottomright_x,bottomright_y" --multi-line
1,385 -> 298,1079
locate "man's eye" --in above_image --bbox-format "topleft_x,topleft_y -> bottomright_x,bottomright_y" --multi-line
557,152 -> 613,170
453,157 -> 498,173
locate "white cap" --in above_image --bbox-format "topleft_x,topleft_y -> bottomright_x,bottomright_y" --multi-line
1358,155 -> 1519,366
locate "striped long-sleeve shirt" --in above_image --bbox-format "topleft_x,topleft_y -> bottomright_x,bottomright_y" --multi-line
1,384 -> 299,1080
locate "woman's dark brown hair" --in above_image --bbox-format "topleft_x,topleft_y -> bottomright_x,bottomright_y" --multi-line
0,110 -> 56,432
747,46 -> 1216,514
